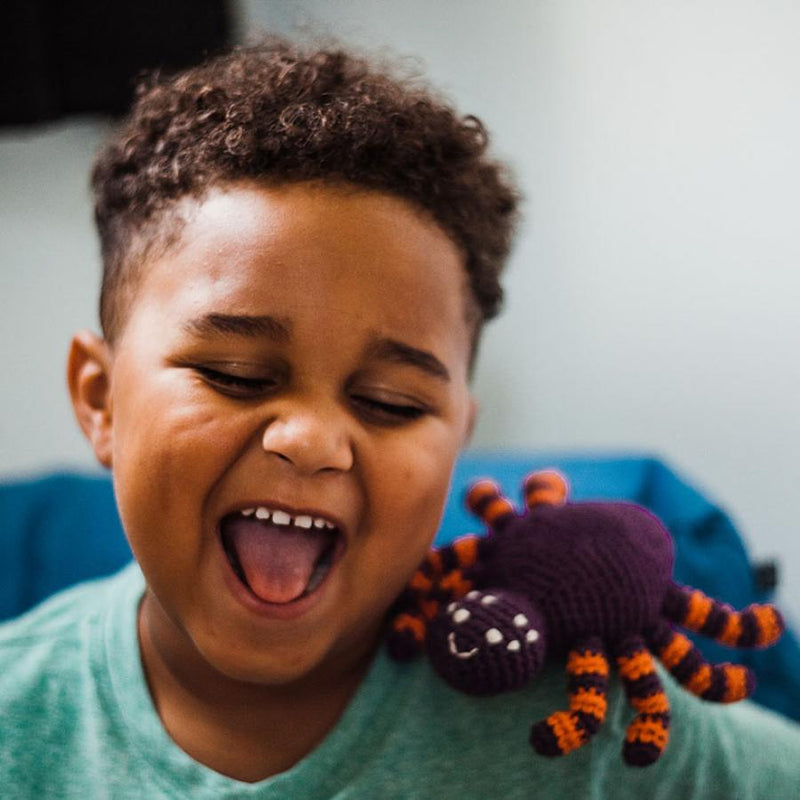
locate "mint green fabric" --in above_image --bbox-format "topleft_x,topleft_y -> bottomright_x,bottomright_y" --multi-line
1,564 -> 799,799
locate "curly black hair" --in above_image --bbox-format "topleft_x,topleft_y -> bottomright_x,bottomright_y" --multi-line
91,38 -> 520,351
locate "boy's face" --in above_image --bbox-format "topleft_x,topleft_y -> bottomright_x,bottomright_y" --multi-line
70,182 -> 476,686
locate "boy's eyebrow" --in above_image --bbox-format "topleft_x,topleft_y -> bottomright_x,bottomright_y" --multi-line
182,313 -> 292,342
181,315 -> 449,380
366,338 -> 451,382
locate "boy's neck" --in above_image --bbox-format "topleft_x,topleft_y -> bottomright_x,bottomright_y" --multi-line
137,591 -> 377,783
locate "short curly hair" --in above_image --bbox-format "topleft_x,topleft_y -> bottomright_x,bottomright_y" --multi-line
91,38 -> 520,353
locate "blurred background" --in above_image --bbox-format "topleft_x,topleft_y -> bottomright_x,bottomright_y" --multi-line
1,1 -> 798,612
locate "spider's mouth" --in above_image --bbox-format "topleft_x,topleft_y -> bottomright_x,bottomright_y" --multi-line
448,631 -> 479,660
220,507 -> 341,605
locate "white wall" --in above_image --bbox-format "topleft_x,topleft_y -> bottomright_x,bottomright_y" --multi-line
0,120 -> 110,476
2,1 -> 799,614
244,0 -> 800,615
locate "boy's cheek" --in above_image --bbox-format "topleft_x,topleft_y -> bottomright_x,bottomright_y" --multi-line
112,370 -> 244,455
369,450 -> 456,561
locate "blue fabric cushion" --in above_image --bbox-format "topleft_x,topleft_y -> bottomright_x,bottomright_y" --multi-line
0,473 -> 129,619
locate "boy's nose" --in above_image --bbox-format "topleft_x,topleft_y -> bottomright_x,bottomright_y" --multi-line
260,404 -> 354,474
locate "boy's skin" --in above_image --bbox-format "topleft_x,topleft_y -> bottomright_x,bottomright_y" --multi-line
67,180 -> 477,782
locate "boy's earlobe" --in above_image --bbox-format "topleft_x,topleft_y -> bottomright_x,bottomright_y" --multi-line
67,331 -> 114,469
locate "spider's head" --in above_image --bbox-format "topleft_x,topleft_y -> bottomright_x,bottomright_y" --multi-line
425,590 -> 547,696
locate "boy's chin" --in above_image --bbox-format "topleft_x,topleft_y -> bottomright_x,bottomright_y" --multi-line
139,588 -> 362,693
195,632 -> 378,691
211,652 -> 320,688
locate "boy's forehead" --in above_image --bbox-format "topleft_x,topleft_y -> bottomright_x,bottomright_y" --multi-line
124,182 -> 476,370
174,181 -> 458,258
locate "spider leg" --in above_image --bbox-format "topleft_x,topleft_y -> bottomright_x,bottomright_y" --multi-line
663,582 -> 784,649
466,479 -> 517,529
522,469 -> 569,508
435,533 -> 495,597
530,636 -> 609,758
387,534 -> 493,660
614,635 -> 671,767
647,619 -> 755,703
387,606 -> 430,660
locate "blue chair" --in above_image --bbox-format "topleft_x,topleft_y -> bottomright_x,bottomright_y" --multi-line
2,452 -> 798,721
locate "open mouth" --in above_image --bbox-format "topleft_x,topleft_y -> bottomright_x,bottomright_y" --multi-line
220,506 -> 342,605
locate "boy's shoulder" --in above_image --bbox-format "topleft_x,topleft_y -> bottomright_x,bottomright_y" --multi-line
378,647 -> 800,799
1,561 -> 135,638
0,562 -> 140,699
0,563 -> 142,795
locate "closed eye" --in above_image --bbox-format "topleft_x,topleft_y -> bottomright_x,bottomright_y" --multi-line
194,366 -> 278,398
350,394 -> 428,424
191,364 -> 429,420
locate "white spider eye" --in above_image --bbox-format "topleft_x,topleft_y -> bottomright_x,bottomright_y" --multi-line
507,640 -> 521,652
526,629 -> 540,644
466,590 -> 480,600
485,628 -> 503,645
453,608 -> 471,624
481,595 -> 498,606
447,602 -> 457,614
513,614 -> 529,627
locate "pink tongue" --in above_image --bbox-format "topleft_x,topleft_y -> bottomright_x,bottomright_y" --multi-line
226,517 -> 330,604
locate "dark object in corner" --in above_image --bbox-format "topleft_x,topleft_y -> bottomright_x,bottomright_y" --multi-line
0,0 -> 231,125
754,560 -> 779,593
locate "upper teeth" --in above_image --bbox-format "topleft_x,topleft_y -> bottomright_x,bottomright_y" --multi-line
240,506 -> 335,530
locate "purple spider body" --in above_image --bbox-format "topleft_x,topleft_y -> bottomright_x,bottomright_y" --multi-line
483,501 -> 673,650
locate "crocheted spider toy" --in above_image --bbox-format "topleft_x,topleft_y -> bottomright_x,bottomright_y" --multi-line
387,470 -> 785,767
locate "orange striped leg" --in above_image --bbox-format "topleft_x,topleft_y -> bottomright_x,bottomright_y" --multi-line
387,536 -> 489,660
466,480 -> 516,529
388,579 -> 438,659
530,637 -> 609,757
387,609 -> 428,660
434,534 -> 493,599
663,583 -> 784,649
615,635 -> 671,766
648,620 -> 755,703
523,469 -> 569,509
386,552 -> 445,659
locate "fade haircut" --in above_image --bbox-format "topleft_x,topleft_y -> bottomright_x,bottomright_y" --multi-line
91,38 -> 520,353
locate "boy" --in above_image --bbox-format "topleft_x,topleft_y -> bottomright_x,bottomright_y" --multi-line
1,38 -> 799,798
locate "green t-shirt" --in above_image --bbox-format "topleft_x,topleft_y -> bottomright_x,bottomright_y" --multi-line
1,563 -> 799,799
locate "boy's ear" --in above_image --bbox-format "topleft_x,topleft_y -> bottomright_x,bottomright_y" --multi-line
464,396 -> 479,445
67,330 -> 114,469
